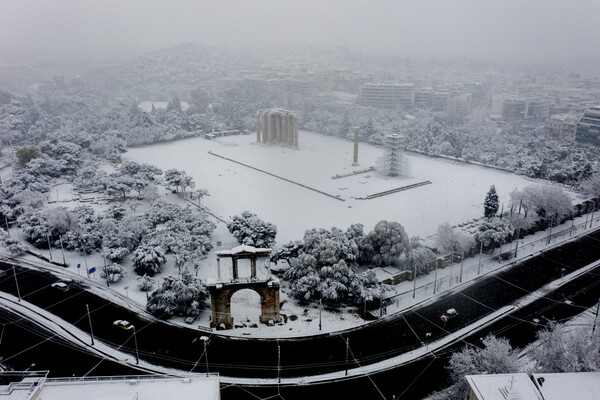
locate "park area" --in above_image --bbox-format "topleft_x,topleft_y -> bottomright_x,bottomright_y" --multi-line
124,130 -> 574,245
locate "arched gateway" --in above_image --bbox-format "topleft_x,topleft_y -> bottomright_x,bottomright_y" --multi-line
206,245 -> 282,329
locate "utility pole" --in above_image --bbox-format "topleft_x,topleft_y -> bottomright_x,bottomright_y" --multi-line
590,207 -> 596,229
514,228 -> 521,258
570,219 -> 575,237
4,216 -> 10,238
277,342 -> 281,384
132,326 -> 139,365
477,242 -> 483,275
459,251 -> 464,283
345,338 -> 350,376
86,304 -> 94,345
412,261 -> 417,298
103,251 -> 109,287
319,299 -> 322,331
12,265 -> 21,302
47,235 -> 53,261
592,299 -> 600,335
547,216 -> 554,245
59,236 -> 66,265
433,259 -> 439,294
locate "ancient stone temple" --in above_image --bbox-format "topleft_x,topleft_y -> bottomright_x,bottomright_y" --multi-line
206,245 -> 282,329
256,108 -> 299,148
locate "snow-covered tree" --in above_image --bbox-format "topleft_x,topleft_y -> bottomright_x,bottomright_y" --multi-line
359,220 -> 410,268
483,185 -> 499,218
443,335 -> 532,399
146,268 -> 208,318
164,169 -> 194,194
435,222 -> 475,254
283,225 -> 382,305
270,240 -> 303,267
474,217 -> 513,252
101,263 -> 126,283
15,146 -> 41,168
18,207 -> 73,245
133,244 -> 166,276
405,242 -> 437,276
227,211 -> 277,248
531,322 -> 600,373
580,173 -> 600,198
137,274 -> 155,292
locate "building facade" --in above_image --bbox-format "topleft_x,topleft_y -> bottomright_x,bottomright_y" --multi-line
359,83 -> 414,109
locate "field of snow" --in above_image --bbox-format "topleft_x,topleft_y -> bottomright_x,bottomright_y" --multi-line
124,130 -> 557,244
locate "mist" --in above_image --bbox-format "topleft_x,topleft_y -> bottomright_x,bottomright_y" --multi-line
2,0 -> 600,66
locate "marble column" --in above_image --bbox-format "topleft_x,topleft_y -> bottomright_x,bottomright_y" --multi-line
256,112 -> 261,143
275,113 -> 282,142
282,113 -> 288,144
353,127 -> 359,166
266,113 -> 273,143
288,115 -> 294,145
293,117 -> 299,148
261,112 -> 268,144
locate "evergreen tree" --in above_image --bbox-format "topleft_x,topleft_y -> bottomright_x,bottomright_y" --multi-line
483,185 -> 499,218
339,113 -> 351,138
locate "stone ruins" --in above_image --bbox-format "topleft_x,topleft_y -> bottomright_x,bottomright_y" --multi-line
206,245 -> 282,329
256,108 -> 299,148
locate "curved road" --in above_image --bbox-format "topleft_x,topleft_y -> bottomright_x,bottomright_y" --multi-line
1,229 -> 600,380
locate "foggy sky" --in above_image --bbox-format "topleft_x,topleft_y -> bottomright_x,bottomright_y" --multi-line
2,0 -> 599,64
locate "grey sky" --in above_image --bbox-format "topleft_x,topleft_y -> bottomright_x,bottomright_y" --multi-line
1,0 -> 599,64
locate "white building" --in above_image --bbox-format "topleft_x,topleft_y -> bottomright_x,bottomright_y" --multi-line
359,83 -> 414,109
0,372 -> 221,400
466,372 -> 600,400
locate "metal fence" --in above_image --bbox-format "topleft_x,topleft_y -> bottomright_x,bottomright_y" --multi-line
387,213 -> 600,307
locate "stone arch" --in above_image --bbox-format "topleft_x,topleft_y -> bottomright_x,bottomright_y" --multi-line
207,280 -> 282,329
207,245 -> 282,330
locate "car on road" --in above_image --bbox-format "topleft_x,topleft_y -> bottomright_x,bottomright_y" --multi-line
0,269 -> 7,278
113,320 -> 134,331
51,282 -> 69,292
440,308 -> 458,323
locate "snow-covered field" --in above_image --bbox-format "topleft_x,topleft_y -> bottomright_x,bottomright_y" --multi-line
124,130 -> 561,244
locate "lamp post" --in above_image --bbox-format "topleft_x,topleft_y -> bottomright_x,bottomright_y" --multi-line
132,325 -> 139,365
200,336 -> 209,373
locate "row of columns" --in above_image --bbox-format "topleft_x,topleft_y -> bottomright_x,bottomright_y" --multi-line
256,109 -> 298,148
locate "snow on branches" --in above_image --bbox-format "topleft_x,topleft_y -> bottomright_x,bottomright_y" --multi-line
227,211 -> 277,248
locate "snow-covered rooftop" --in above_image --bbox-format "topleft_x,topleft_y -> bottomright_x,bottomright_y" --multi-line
466,373 -> 543,400
2,375 -> 220,400
531,372 -> 600,400
215,244 -> 271,256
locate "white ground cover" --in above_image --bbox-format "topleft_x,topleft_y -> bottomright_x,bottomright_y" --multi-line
1,130 -> 589,338
124,130 -> 564,244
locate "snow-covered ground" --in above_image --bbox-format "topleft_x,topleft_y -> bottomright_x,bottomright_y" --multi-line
3,130 -> 591,339
125,130 -> 573,244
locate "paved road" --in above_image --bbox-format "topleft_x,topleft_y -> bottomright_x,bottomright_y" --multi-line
1,229 -> 600,380
2,262 -> 599,400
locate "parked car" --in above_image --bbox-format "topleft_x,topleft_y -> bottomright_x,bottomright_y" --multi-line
440,308 -> 458,323
51,282 -> 69,292
113,320 -> 134,331
0,269 -> 6,278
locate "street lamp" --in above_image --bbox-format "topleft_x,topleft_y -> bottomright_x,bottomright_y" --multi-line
113,320 -> 139,365
200,336 -> 209,373
131,325 -> 139,365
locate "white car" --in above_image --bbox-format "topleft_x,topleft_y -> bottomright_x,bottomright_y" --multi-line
440,308 -> 458,323
51,282 -> 69,292
113,320 -> 134,331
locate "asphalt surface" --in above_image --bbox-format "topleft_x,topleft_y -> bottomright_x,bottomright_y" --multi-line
0,229 -> 600,380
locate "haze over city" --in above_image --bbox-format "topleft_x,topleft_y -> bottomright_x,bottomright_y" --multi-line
2,0 -> 600,67
0,1 -> 600,400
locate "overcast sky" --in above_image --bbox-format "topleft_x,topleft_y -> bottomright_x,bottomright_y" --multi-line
2,0 -> 599,65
